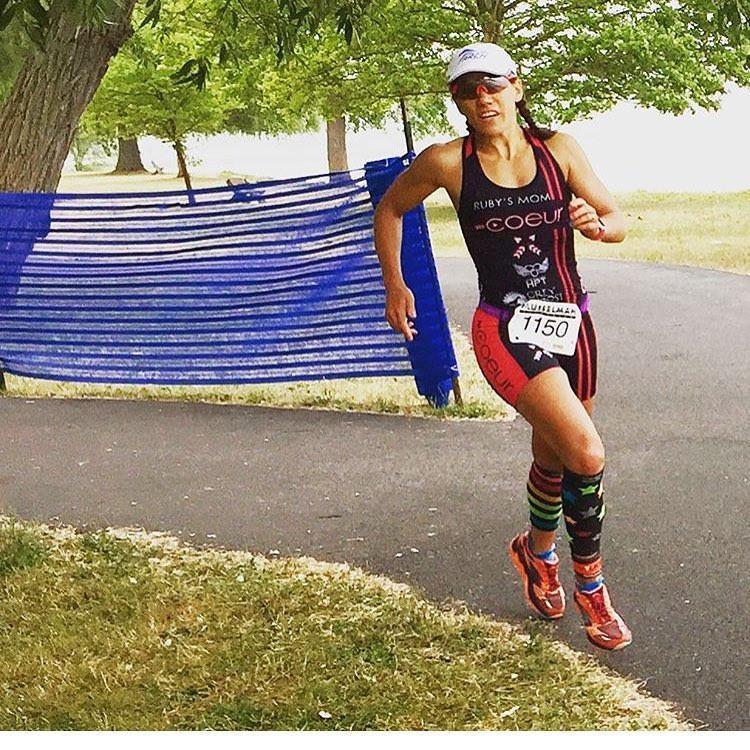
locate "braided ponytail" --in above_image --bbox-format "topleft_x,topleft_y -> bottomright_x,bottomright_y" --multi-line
516,98 -> 557,141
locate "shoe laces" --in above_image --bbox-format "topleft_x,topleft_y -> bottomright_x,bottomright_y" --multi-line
531,550 -> 560,589
586,587 -> 613,624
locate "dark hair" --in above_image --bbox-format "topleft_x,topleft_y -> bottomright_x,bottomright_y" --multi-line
516,98 -> 557,140
463,98 -> 557,141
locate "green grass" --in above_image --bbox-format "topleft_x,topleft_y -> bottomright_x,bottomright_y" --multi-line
425,191 -> 750,275
0,517 -> 691,731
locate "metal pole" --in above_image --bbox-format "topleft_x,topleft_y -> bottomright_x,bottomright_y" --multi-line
399,97 -> 414,154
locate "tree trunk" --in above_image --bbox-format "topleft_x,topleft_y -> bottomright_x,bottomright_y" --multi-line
174,141 -> 193,191
113,137 -> 147,174
0,3 -> 138,192
326,116 -> 349,173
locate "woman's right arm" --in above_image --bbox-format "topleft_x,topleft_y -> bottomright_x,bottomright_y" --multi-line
373,145 -> 447,341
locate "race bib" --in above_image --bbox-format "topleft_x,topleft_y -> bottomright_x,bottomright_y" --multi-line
508,300 -> 582,356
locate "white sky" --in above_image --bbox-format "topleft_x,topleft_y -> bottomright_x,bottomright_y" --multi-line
108,85 -> 750,193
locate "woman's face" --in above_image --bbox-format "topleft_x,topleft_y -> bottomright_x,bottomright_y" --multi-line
452,73 -> 523,135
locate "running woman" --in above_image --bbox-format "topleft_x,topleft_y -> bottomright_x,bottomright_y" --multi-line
374,42 -> 631,650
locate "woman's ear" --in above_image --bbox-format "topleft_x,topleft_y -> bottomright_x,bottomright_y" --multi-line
513,79 -> 524,103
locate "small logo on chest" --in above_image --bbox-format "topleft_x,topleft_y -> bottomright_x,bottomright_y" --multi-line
512,235 -> 541,260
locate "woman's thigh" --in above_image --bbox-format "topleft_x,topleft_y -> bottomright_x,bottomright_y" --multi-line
518,369 -> 603,475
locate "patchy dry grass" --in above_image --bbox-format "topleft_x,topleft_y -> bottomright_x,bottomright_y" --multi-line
0,517 -> 691,731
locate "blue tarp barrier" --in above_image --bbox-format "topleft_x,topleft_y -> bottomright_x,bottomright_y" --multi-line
365,154 -> 458,406
0,158 -> 458,404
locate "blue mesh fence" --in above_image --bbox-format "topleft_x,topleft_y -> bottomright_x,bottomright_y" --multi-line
0,158 -> 457,403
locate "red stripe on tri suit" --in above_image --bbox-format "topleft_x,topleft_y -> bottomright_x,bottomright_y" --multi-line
553,228 -> 576,302
555,227 -> 575,302
576,308 -> 589,398
529,141 -> 574,303
583,316 -> 595,399
560,225 -> 577,303
576,314 -> 597,401
560,219 -> 578,302
531,134 -> 578,302
529,144 -> 564,294
583,315 -> 598,400
575,335 -> 585,397
464,133 -> 474,158
591,317 -> 599,398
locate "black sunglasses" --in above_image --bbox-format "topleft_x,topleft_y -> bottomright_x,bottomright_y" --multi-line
450,75 -> 517,100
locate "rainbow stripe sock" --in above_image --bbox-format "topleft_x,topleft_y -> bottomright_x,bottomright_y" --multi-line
527,461 -> 563,532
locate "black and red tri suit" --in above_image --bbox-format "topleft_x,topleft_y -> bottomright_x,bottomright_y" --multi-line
459,128 -> 598,407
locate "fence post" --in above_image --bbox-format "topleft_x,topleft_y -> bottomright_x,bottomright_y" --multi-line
364,154 -> 459,407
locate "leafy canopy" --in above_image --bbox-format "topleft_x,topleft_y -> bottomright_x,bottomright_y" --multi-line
80,0 -> 242,146
220,0 -> 750,144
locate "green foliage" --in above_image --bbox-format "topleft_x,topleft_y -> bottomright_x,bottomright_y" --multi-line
499,0 -> 750,123
80,0 -> 243,149
221,0 -> 750,143
229,0 -> 469,139
435,0 -> 750,123
2,0 -> 748,169
0,0 -> 137,48
0,15 -> 28,100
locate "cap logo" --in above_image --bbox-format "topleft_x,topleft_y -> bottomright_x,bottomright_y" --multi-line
458,49 -> 487,61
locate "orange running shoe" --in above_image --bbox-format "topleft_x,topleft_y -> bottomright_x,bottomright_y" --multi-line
573,582 -> 633,651
508,531 -> 565,619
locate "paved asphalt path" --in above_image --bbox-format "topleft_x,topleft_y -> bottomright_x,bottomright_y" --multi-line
1,258 -> 748,729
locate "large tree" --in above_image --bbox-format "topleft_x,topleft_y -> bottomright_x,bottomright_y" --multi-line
80,8 -> 242,189
0,0 -> 374,191
219,0 -> 750,171
113,138 -> 147,174
226,2 -> 467,170
0,18 -> 26,99
0,0 -> 747,191
0,0 -> 141,191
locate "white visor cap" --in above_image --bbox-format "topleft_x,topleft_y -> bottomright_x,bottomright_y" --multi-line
446,43 -> 518,84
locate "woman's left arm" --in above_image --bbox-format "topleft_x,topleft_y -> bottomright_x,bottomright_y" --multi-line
553,132 -> 627,243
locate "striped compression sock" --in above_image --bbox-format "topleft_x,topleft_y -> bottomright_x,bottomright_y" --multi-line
527,461 -> 563,533
562,468 -> 606,586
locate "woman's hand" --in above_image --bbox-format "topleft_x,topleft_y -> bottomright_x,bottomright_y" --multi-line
385,284 -> 418,342
569,197 -> 604,240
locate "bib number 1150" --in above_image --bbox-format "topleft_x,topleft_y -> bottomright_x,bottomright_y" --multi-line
508,300 -> 582,356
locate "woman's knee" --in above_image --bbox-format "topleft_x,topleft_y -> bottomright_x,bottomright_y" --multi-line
565,437 -> 605,476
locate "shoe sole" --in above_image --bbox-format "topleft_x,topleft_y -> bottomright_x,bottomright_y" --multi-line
583,631 -> 633,651
508,537 -> 565,620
